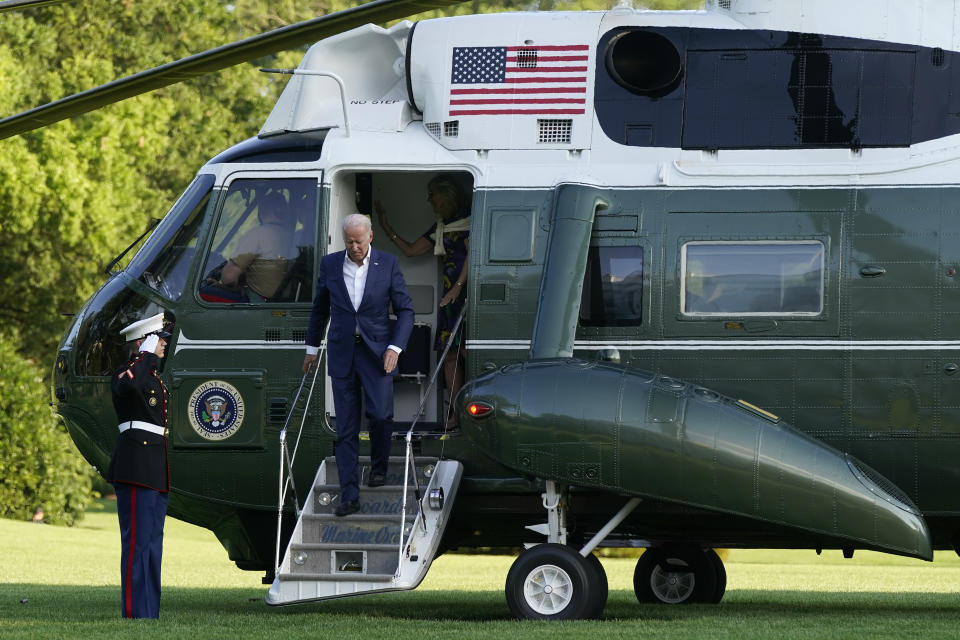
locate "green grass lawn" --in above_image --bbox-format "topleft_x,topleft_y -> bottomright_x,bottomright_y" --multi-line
1,498 -> 959,639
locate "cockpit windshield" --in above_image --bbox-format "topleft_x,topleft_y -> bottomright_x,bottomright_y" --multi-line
126,174 -> 216,301
197,178 -> 318,304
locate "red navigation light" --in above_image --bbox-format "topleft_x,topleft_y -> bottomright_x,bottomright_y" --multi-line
467,401 -> 493,417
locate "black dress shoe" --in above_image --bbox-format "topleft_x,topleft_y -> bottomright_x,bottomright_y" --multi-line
367,473 -> 386,488
334,500 -> 360,517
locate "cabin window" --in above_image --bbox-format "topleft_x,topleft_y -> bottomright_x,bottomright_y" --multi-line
579,245 -> 644,326
130,173 -> 215,301
198,178 -> 317,304
488,209 -> 535,262
682,241 -> 824,316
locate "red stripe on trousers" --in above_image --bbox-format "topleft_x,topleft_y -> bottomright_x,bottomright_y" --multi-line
124,486 -> 137,618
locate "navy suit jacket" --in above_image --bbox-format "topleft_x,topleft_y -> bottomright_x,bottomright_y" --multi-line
306,247 -> 415,378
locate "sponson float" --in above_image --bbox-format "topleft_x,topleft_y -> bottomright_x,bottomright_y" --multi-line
461,359 -> 932,562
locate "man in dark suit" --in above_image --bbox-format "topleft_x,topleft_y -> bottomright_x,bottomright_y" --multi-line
108,311 -> 172,619
303,214 -> 414,516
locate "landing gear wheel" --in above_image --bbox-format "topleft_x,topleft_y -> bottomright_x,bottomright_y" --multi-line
506,544 -> 601,620
582,552 -> 608,618
633,546 -> 718,605
704,548 -> 727,604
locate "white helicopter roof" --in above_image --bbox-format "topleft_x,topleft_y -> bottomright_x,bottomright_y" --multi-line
260,0 -> 960,143
251,0 -> 960,190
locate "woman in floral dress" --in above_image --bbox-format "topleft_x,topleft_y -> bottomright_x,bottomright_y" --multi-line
376,174 -> 470,429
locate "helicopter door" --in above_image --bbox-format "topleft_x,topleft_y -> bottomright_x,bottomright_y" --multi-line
656,202 -> 841,418
168,174 -> 320,459
323,170 -> 474,432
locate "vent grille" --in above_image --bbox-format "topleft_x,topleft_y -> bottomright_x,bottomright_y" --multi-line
291,328 -> 306,343
264,328 -> 283,342
268,397 -> 288,423
538,119 -> 573,144
932,47 -> 946,67
848,455 -> 918,513
516,49 -> 538,68
718,0 -> 731,9
444,120 -> 459,137
426,122 -> 441,137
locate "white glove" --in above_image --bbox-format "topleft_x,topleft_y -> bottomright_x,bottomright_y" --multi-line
139,334 -> 160,353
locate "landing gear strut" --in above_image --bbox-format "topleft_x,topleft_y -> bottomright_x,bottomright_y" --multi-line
506,483 -> 728,618
506,481 -> 629,620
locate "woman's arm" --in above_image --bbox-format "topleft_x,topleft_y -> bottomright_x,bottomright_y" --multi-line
440,237 -> 470,307
376,200 -> 433,257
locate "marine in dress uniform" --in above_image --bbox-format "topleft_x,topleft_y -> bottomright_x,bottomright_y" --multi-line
107,312 -> 172,619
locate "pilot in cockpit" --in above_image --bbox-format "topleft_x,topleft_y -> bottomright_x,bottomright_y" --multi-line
200,192 -> 297,303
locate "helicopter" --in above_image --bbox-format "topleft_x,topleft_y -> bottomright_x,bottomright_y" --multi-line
8,0 -> 960,621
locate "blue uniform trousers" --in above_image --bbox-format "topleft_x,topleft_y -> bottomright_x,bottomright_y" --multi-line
331,341 -> 394,503
115,483 -> 168,619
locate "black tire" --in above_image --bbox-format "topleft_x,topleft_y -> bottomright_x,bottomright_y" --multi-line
582,552 -> 608,618
704,548 -> 727,604
633,546 -> 718,605
505,544 -> 600,620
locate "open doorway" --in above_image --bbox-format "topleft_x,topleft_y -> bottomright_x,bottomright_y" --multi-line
325,169 -> 474,434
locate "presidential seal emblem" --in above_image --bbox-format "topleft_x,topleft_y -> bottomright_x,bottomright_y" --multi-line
188,380 -> 245,440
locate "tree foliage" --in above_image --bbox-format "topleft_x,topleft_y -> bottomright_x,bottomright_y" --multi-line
0,1 -> 324,358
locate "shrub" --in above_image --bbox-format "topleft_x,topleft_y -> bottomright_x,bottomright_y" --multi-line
0,335 -> 93,525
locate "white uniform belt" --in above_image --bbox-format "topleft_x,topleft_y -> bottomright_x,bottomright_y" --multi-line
118,421 -> 165,436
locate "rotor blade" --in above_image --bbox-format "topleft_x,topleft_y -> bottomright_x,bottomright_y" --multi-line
0,0 -> 467,140
0,0 -> 72,13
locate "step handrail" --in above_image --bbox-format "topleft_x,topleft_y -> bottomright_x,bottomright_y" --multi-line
396,300 -> 468,575
274,344 -> 324,574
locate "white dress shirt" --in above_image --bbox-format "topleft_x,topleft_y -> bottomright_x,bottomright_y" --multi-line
343,250 -> 369,311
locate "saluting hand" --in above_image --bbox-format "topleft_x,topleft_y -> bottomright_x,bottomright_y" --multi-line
139,334 -> 166,357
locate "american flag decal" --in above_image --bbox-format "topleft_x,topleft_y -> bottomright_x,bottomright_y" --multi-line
449,44 -> 589,116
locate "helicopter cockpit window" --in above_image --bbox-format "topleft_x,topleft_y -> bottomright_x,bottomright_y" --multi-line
127,174 -> 215,301
580,246 -> 644,326
198,178 -> 317,304
682,241 -> 824,316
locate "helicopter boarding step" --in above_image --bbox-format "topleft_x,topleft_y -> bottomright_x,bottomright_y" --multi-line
267,456 -> 462,605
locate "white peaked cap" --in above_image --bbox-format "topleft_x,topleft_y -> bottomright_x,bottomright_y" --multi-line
121,312 -> 166,342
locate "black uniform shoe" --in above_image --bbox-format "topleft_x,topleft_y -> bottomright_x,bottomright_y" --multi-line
334,500 -> 361,517
367,473 -> 386,488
